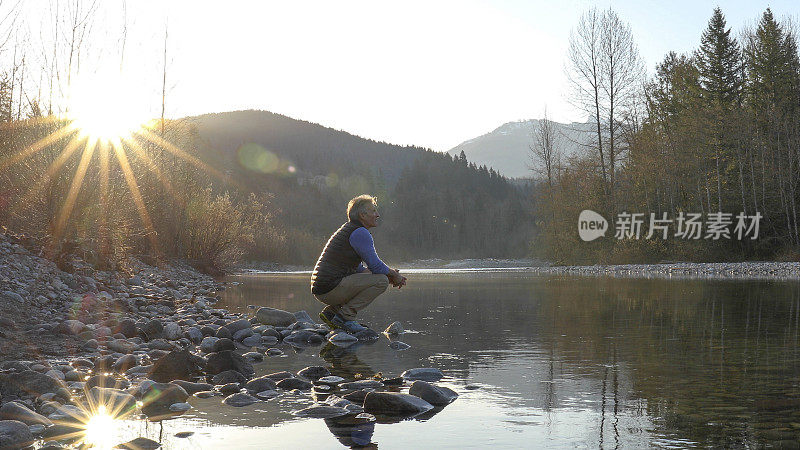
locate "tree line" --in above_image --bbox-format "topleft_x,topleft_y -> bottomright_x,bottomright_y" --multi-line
533,7 -> 800,264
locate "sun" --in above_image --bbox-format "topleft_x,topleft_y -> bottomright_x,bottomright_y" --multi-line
67,70 -> 155,142
83,404 -> 117,449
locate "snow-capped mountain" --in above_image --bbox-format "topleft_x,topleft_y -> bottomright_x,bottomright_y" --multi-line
447,119 -> 595,179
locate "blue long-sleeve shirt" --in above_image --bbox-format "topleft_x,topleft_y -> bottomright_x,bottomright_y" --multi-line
349,227 -> 390,275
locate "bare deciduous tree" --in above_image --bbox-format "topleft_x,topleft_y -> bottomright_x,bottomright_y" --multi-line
567,7 -> 644,213
567,7 -> 606,193
601,9 -> 645,212
529,107 -> 561,190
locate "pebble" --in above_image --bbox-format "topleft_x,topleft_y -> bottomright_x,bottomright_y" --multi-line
408,381 -> 459,406
294,405 -> 350,419
255,390 -> 280,400
384,321 -> 404,335
389,341 -> 411,351
117,437 -> 161,449
223,392 -> 258,407
401,368 -> 444,381
266,348 -> 284,357
169,402 -> 192,412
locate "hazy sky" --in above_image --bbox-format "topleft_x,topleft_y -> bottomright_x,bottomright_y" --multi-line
17,0 -> 800,151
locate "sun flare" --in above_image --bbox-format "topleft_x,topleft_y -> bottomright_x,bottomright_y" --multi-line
67,70 -> 155,142
83,405 -> 117,449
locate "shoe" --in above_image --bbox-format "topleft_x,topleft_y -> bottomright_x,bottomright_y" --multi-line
319,310 -> 341,330
340,320 -> 368,334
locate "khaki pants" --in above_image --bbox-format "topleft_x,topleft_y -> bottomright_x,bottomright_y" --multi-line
315,273 -> 389,321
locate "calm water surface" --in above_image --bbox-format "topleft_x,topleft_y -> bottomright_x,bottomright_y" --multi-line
100,272 -> 800,449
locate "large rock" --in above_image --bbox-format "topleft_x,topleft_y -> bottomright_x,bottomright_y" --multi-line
212,370 -> 246,385
298,366 -> 330,380
401,368 -> 444,382
199,336 -> 219,353
163,322 -> 182,340
241,335 -> 262,347
184,327 -> 204,344
107,338 -> 137,354
255,307 -> 296,327
276,378 -> 312,391
53,320 -> 86,335
264,371 -> 294,381
0,402 -> 52,425
363,392 -> 434,416
205,351 -> 254,376
0,420 -> 33,449
0,370 -> 65,398
140,383 -> 189,418
142,319 -> 164,341
244,376 -> 278,393
225,319 -> 253,336
116,319 -> 138,338
408,381 -> 458,406
148,349 -> 202,382
212,338 -> 236,352
112,354 -> 138,373
232,328 -> 254,341
215,327 -> 232,339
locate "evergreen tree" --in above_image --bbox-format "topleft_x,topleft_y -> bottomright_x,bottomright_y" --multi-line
696,7 -> 743,211
697,8 -> 742,107
745,8 -> 800,118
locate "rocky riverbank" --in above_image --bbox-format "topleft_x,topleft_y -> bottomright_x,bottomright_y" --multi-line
0,232 -> 457,448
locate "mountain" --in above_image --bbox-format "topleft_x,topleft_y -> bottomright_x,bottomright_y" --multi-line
186,110 -> 426,190
447,119 -> 595,179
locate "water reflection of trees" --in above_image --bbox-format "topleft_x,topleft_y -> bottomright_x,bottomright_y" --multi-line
221,273 -> 800,447
539,277 -> 800,447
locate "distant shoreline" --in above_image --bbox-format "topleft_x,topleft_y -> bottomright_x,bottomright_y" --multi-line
235,260 -> 800,281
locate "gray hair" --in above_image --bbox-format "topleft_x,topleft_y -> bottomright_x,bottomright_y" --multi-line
347,195 -> 377,222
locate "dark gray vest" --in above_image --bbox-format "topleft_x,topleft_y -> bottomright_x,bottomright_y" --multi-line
310,221 -> 364,295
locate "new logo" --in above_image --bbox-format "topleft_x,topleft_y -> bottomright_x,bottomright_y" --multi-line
578,210 -> 608,241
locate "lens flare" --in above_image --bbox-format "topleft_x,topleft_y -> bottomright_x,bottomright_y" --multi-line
83,405 -> 116,449
237,143 -> 279,173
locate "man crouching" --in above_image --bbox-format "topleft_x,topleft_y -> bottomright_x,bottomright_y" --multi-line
311,195 -> 407,334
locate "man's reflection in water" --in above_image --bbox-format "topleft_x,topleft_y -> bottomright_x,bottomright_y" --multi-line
320,342 -> 379,448
324,418 -> 377,449
319,342 -> 377,380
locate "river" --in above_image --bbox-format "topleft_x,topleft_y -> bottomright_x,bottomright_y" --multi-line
82,271 -> 800,449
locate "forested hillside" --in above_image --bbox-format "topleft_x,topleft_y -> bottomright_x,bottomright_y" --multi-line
189,110 -> 534,264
